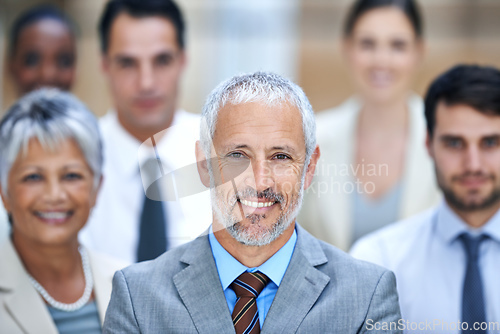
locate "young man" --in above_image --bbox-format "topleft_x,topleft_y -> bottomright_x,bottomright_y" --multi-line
103,72 -> 401,333
351,65 -> 500,334
79,0 -> 211,263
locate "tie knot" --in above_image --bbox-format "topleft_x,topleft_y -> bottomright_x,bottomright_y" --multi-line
459,233 -> 488,261
231,272 -> 270,299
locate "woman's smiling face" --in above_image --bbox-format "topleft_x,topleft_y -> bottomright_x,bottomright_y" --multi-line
1,138 -> 98,247
344,7 -> 424,104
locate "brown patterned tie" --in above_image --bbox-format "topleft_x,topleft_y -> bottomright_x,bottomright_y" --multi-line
231,272 -> 270,334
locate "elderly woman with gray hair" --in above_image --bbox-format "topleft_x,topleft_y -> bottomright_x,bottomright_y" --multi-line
0,89 -> 125,334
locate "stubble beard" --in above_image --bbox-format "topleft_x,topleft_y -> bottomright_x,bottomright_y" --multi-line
211,179 -> 305,247
436,167 -> 500,211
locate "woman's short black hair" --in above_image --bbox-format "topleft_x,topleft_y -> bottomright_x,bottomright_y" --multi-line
9,4 -> 76,57
344,0 -> 423,38
424,64 -> 500,137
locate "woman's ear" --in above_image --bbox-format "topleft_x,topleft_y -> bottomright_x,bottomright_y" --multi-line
0,184 -> 11,213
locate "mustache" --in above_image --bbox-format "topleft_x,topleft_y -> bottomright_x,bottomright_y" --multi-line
452,172 -> 495,182
234,188 -> 284,203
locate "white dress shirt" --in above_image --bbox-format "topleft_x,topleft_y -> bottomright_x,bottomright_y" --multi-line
79,110 -> 212,263
350,201 -> 500,334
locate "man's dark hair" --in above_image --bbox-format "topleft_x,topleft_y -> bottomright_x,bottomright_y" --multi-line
9,4 -> 76,57
98,0 -> 185,53
424,64 -> 500,137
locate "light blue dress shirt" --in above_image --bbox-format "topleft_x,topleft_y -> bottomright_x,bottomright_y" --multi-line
351,201 -> 500,334
208,225 -> 297,329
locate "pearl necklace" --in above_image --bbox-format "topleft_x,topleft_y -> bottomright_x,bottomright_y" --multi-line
27,247 -> 94,312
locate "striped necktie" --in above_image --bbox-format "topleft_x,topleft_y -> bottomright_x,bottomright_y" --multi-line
460,233 -> 488,333
231,272 -> 270,334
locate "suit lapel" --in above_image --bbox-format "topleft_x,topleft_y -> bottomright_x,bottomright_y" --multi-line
173,235 -> 235,334
0,240 -> 58,334
261,225 -> 330,334
4,287 -> 59,334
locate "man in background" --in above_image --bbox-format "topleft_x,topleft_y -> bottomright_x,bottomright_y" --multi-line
80,0 -> 211,263
352,65 -> 500,333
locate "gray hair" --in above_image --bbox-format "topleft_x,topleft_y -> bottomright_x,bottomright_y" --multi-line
200,72 -> 316,166
0,88 -> 103,194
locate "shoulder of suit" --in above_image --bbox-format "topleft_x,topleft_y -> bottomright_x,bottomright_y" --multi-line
0,239 -> 22,288
407,93 -> 424,113
352,207 -> 436,256
316,97 -> 360,123
315,237 -> 390,280
119,236 -> 202,280
175,109 -> 201,120
296,226 -> 390,282
98,110 -> 115,129
172,109 -> 201,130
315,97 -> 360,140
87,249 -> 130,277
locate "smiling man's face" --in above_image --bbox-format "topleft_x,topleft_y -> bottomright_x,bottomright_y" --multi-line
206,101 -> 318,246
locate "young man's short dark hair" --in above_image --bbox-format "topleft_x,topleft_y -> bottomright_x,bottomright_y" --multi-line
425,64 -> 500,137
98,0 -> 185,53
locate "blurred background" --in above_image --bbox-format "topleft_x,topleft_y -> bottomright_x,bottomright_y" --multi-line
1,0 -> 499,116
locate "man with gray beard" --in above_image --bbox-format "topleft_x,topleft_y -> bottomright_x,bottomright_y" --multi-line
103,72 -> 402,334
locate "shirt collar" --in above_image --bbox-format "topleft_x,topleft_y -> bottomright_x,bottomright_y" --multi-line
435,200 -> 500,244
103,110 -> 142,178
104,109 -> 192,178
208,225 -> 297,291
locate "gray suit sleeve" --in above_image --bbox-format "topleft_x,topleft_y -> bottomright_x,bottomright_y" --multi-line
103,270 -> 141,333
360,270 -> 402,334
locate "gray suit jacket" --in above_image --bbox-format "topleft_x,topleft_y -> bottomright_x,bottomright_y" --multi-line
103,225 -> 401,333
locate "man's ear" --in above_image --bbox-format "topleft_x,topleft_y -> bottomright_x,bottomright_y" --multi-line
425,131 -> 434,159
304,145 -> 320,190
101,54 -> 110,76
195,141 -> 211,188
178,49 -> 187,72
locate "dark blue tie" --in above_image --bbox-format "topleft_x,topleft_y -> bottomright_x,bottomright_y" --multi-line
136,182 -> 167,262
460,233 -> 488,333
